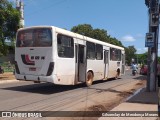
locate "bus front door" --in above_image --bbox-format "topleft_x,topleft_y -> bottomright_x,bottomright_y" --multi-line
104,50 -> 109,79
75,44 -> 86,83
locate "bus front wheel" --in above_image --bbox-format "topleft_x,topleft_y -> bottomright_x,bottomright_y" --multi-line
86,71 -> 93,86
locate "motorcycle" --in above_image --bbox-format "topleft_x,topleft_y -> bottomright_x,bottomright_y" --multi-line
132,70 -> 137,76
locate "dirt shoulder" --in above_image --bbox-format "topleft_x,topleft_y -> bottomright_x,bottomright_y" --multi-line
60,79 -> 146,120
0,72 -> 15,80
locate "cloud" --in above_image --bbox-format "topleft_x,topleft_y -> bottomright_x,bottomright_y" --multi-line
136,47 -> 147,54
137,48 -> 160,56
121,35 -> 136,42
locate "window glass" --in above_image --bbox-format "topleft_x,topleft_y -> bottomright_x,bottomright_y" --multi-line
57,34 -> 74,58
104,50 -> 109,64
16,28 -> 52,47
110,48 -> 121,61
96,44 -> 103,60
87,42 -> 95,59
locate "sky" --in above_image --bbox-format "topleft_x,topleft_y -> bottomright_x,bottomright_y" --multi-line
10,0 -> 153,55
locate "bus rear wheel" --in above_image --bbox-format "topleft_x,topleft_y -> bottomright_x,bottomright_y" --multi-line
86,71 -> 93,86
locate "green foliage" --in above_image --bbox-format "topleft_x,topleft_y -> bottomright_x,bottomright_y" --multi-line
91,28 -> 108,42
0,62 -> 14,72
71,24 -> 124,47
135,52 -> 160,65
125,46 -> 137,64
71,24 -> 93,37
136,52 -> 148,64
0,0 -> 20,56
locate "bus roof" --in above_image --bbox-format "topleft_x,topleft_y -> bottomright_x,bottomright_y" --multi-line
18,25 -> 125,51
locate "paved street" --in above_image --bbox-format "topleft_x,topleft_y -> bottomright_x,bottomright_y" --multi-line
0,70 -> 146,117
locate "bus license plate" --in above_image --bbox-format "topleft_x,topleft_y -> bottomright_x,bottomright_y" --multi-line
29,67 -> 36,71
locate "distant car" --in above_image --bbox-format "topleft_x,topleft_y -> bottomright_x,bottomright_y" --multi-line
140,65 -> 148,75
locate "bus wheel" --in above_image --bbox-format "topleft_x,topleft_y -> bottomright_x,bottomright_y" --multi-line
86,71 -> 93,86
115,74 -> 118,80
115,69 -> 120,79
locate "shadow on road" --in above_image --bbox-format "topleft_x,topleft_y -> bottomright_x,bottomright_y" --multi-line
1,78 -> 119,95
133,75 -> 147,81
2,83 -> 83,94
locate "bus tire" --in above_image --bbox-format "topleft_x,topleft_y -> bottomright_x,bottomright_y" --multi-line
86,71 -> 93,86
115,68 -> 120,79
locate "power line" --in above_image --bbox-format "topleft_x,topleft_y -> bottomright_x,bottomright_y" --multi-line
25,0 -> 68,17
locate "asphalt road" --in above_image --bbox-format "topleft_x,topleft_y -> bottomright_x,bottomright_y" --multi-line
0,70 -> 146,112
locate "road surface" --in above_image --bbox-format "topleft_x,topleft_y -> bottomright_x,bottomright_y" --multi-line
0,70 -> 146,117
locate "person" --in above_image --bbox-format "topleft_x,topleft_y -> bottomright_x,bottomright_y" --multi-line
131,62 -> 138,75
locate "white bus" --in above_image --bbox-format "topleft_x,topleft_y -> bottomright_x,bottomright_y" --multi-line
15,26 -> 125,86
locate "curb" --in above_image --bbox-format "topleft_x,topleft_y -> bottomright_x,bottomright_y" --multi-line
125,87 -> 145,101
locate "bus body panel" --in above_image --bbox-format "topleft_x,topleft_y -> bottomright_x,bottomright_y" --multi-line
55,57 -> 75,85
15,74 -> 57,83
15,27 -> 55,83
108,61 -> 121,78
15,25 -> 125,85
53,32 -> 76,85
15,47 -> 53,76
87,59 -> 104,81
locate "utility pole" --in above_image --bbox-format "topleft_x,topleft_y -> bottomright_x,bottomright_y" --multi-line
16,0 -> 25,28
145,0 -> 159,92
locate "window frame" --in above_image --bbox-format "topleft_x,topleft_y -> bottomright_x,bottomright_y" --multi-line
57,34 -> 74,58
16,28 -> 52,47
110,48 -> 121,61
96,44 -> 103,60
86,41 -> 96,60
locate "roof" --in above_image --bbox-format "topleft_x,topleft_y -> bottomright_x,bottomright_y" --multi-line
18,25 -> 125,50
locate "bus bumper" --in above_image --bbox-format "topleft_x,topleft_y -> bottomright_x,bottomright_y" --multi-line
15,74 -> 57,83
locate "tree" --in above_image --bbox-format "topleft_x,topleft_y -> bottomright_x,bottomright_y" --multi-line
125,46 -> 137,65
136,52 -> 148,64
71,24 -> 124,47
0,0 -> 20,56
91,28 -> 108,42
71,24 -> 93,37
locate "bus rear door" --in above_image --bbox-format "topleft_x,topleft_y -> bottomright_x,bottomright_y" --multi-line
104,47 -> 109,79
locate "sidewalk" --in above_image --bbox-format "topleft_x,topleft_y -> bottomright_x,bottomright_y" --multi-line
99,87 -> 158,120
0,72 -> 17,84
0,79 -> 18,84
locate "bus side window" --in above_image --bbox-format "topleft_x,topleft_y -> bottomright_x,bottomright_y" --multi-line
57,34 -> 74,58
110,48 -> 115,61
96,44 -> 103,60
110,48 -> 121,61
86,41 -> 95,59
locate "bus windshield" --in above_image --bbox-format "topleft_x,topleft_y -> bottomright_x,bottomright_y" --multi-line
16,28 -> 52,47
